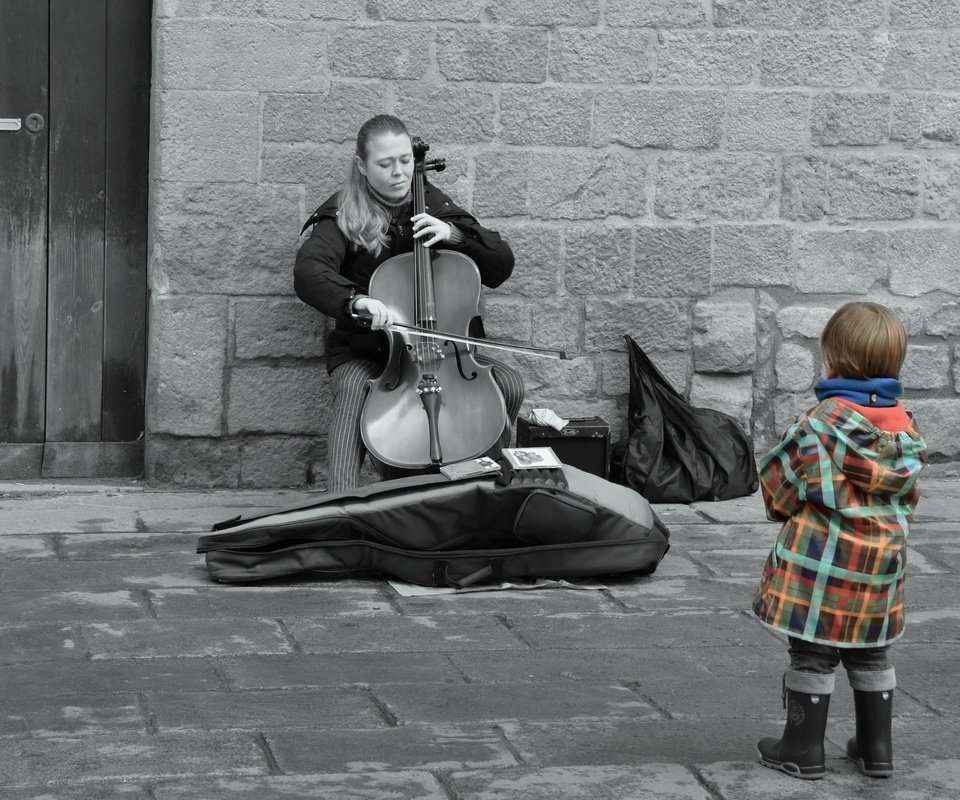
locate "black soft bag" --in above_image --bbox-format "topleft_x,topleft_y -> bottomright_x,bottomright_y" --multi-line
610,336 -> 758,503
197,464 -> 670,588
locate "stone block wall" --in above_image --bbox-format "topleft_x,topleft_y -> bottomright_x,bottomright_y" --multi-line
147,0 -> 960,487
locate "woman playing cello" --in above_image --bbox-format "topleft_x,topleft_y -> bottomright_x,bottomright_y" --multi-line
294,114 -> 525,492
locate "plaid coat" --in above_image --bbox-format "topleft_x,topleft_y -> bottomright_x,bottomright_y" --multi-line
752,398 -> 926,647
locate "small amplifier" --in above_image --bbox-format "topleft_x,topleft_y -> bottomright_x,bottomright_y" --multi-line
515,416 -> 610,479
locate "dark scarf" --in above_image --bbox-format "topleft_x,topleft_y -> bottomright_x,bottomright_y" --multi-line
814,377 -> 902,407
369,186 -> 411,211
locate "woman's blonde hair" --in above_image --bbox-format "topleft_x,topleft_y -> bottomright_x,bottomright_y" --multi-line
337,115 -> 410,256
820,301 -> 907,379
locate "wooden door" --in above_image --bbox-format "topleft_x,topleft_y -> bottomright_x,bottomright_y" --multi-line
0,0 -> 150,478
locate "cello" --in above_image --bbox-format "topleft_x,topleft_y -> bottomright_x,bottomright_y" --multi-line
358,138 -> 563,474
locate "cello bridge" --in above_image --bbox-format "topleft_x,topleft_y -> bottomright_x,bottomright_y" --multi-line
410,341 -> 445,364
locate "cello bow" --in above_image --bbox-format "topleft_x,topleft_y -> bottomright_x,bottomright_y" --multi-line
351,315 -> 568,360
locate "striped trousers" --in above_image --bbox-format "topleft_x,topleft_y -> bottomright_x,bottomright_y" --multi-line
326,355 -> 525,493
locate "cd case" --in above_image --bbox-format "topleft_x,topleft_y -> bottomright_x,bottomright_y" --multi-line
502,446 -> 562,469
439,456 -> 502,480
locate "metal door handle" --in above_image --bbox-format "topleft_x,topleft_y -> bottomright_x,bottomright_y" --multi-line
0,118 -> 22,131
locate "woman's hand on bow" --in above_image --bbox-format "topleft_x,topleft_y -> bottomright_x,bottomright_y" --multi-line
351,296 -> 395,330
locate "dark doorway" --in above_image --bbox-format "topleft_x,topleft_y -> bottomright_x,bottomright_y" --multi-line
0,0 -> 151,478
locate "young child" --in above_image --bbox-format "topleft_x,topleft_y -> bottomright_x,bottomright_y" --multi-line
752,301 -> 927,780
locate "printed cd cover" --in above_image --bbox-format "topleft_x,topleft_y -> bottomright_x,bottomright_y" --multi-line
439,456 -> 502,480
502,447 -> 562,469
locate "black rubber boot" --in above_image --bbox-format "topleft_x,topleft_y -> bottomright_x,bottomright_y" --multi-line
758,680 -> 830,780
846,689 -> 894,778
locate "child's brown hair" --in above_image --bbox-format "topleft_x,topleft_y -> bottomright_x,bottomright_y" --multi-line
820,301 -> 907,380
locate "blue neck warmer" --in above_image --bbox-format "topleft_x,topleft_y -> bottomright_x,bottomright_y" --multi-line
814,377 -> 902,407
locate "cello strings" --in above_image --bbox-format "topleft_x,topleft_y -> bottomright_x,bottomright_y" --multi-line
413,164 -> 437,374
413,165 -> 425,371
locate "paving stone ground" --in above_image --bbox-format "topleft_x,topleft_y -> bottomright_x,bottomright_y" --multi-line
1,478 -> 958,799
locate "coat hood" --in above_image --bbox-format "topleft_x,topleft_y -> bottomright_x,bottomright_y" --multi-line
806,398 -> 926,500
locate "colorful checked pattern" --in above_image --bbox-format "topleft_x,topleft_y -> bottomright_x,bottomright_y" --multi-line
752,398 -> 927,647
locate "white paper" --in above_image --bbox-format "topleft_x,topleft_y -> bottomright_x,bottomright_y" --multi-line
530,408 -> 569,431
388,578 -> 606,596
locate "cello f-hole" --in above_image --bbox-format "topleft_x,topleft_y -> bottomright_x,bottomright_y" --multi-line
447,343 -> 479,381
